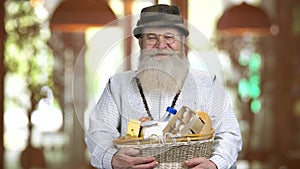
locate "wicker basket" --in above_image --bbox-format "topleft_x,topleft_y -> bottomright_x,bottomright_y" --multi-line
114,129 -> 214,169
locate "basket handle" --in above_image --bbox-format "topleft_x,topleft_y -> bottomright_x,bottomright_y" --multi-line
163,133 -> 177,144
149,134 -> 162,145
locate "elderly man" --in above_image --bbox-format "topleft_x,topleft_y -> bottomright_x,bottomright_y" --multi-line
85,4 -> 242,169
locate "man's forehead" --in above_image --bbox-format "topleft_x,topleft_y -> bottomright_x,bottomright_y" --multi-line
142,27 -> 179,34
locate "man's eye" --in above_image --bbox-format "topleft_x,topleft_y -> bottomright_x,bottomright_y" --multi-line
165,36 -> 174,40
147,36 -> 157,40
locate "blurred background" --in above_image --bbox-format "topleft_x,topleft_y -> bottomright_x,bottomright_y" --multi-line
0,0 -> 299,169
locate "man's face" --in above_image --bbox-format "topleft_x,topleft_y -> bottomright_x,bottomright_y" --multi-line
139,27 -> 183,59
136,27 -> 189,94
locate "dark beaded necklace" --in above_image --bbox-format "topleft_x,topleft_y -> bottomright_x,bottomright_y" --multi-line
135,77 -> 182,120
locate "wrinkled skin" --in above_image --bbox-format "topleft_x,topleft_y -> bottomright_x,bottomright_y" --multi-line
112,148 -> 158,169
185,157 -> 217,169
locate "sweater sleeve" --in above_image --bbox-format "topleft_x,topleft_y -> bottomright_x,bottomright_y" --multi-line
207,76 -> 242,169
85,79 -> 121,169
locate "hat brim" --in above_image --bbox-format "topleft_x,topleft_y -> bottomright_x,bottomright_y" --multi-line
133,22 -> 189,38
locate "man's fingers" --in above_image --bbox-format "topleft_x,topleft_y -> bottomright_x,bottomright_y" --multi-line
121,148 -> 156,165
123,156 -> 156,169
185,157 -> 206,167
132,161 -> 158,169
134,156 -> 156,164
185,157 -> 217,169
113,148 -> 158,169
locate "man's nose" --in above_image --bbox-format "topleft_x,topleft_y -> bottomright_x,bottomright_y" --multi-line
155,36 -> 167,49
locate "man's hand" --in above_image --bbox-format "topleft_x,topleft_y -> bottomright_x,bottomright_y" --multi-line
185,157 -> 217,169
112,148 -> 158,169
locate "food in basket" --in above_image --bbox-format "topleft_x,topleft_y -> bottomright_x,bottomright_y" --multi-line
125,119 -> 141,139
197,111 -> 213,135
140,121 -> 168,139
122,106 -> 213,141
114,106 -> 214,168
163,106 -> 207,135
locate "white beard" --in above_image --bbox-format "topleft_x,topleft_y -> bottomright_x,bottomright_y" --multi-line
137,49 -> 189,94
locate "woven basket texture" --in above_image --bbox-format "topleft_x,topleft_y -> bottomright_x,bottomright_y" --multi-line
116,138 -> 213,169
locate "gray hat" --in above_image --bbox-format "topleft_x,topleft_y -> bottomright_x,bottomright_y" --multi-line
133,4 -> 189,38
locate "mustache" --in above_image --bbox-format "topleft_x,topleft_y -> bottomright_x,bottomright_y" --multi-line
141,49 -> 180,57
